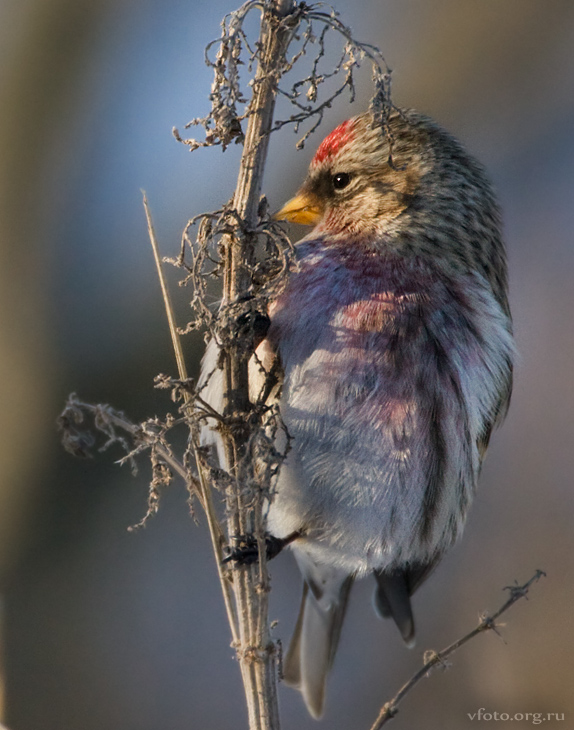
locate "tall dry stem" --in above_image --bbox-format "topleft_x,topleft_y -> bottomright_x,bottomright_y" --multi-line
58,4 -> 543,730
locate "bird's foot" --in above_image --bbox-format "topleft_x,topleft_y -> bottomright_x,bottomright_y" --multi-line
223,531 -> 301,566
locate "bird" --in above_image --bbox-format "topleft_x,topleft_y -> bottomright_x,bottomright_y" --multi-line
199,108 -> 515,719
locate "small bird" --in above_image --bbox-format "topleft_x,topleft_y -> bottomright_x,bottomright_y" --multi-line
201,108 -> 514,718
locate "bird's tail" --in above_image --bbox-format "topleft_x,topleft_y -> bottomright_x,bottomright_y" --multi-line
283,556 -> 353,719
372,560 -> 439,647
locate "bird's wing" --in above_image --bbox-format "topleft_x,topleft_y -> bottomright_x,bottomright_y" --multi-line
477,366 -> 513,459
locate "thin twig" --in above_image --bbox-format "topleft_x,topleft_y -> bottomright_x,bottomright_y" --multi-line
143,192 -> 189,380
59,396 -> 188,484
368,570 -> 546,730
143,191 -> 240,646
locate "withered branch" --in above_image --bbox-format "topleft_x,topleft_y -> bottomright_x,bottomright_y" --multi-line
58,2 -> 416,729
368,571 -> 546,730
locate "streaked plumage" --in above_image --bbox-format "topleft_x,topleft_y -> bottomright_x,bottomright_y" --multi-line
200,109 -> 514,718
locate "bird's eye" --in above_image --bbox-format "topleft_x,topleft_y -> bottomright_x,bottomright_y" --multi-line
332,172 -> 352,190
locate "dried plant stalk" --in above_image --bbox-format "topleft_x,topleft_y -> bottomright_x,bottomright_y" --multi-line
209,3 -> 298,728
143,192 -> 240,648
59,2 -> 395,724
59,3 -> 543,730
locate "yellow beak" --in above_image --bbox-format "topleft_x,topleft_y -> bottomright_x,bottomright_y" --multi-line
274,192 -> 323,226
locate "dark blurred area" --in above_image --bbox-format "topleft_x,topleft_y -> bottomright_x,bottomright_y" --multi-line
1,1 -> 573,728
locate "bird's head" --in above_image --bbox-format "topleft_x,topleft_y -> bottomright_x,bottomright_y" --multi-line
275,109 -> 507,306
275,111 -> 431,242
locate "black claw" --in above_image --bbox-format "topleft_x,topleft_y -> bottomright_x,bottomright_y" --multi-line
223,535 -> 259,565
222,532 -> 297,566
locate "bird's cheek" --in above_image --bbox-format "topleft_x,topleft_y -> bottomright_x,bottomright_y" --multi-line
315,208 -> 354,237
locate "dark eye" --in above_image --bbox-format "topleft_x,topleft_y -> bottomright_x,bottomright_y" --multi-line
332,172 -> 352,190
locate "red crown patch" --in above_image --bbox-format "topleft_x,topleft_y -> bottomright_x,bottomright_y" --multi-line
312,119 -> 355,166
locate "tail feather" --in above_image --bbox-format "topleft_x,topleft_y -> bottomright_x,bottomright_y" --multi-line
373,560 -> 440,647
282,583 -> 307,688
283,559 -> 353,719
373,569 -> 415,646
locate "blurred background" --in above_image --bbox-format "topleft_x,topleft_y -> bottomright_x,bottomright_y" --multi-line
1,0 -> 573,728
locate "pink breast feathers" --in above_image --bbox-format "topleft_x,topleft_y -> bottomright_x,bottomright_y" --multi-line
311,119 -> 355,167
339,291 -> 427,333
339,294 -> 397,333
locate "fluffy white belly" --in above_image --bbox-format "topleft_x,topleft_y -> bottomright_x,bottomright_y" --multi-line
263,252 -> 514,574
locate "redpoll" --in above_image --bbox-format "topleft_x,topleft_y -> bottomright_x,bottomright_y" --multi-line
201,108 -> 514,718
